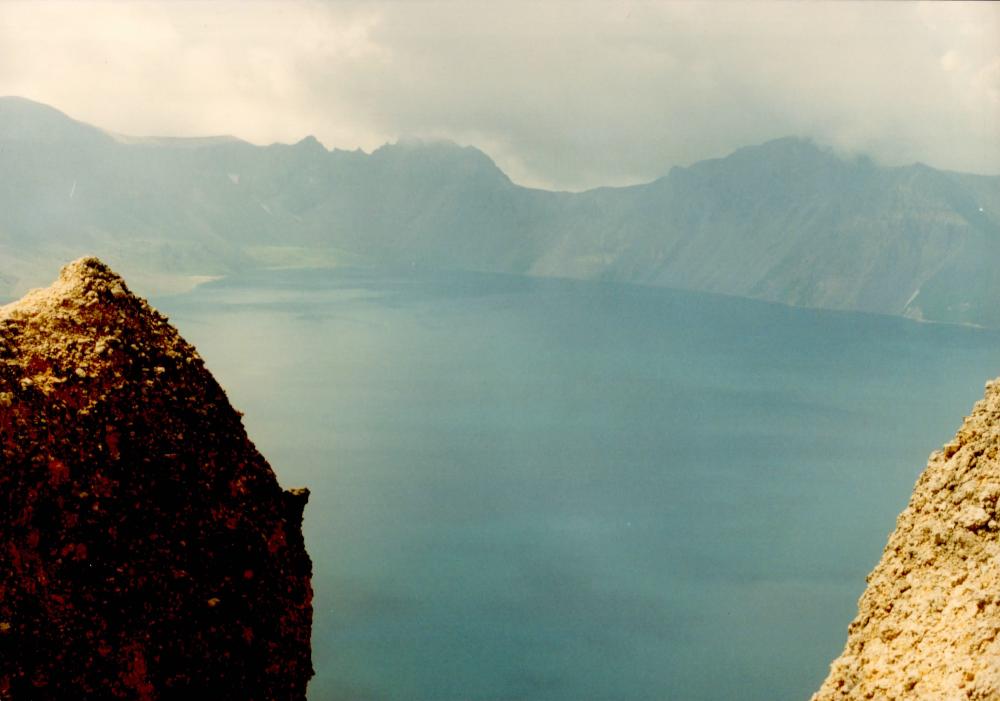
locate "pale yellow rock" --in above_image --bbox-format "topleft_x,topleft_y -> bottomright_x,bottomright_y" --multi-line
812,379 -> 1000,700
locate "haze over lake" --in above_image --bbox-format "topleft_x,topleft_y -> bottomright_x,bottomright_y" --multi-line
158,268 -> 1000,701
2,1 -> 998,697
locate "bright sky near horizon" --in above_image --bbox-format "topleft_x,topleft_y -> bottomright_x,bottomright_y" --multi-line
0,0 -> 997,190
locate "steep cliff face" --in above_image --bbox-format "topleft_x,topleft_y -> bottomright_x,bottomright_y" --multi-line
0,258 -> 312,699
813,380 -> 1000,700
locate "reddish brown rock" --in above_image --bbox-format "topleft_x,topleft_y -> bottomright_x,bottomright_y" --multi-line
0,258 -> 312,699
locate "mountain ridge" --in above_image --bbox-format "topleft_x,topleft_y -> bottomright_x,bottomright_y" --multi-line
1,96 -> 997,326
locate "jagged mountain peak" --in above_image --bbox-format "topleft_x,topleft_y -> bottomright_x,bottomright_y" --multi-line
293,134 -> 327,152
0,97 -> 997,326
371,137 -> 511,183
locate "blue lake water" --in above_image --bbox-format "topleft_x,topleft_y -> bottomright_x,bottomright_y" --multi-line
157,269 -> 1000,701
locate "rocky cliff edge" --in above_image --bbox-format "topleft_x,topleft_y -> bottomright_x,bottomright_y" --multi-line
813,379 -> 1000,700
0,258 -> 313,699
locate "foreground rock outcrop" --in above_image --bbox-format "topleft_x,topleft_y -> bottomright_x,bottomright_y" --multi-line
813,380 -> 1000,700
0,258 -> 312,699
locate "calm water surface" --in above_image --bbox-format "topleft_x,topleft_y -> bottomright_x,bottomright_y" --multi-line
158,269 -> 1000,701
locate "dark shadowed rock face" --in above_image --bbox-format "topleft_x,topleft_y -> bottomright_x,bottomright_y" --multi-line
0,258 -> 312,699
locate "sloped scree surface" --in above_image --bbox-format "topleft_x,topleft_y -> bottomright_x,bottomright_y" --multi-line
0,258 -> 312,699
813,379 -> 1000,700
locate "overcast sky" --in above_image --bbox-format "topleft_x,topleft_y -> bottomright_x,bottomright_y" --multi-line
0,1 -> 996,190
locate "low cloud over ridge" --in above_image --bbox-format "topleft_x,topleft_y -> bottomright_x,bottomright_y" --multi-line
0,1 -> 996,190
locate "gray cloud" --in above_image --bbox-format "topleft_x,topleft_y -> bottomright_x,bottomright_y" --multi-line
0,1 -> 996,190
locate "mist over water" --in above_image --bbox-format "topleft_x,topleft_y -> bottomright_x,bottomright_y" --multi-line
159,269 -> 1000,701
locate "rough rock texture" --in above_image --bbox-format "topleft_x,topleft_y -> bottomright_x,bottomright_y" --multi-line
0,258 -> 312,699
813,379 -> 1000,700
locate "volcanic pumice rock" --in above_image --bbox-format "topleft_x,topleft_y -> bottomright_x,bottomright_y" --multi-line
0,258 -> 312,699
812,379 -> 1000,700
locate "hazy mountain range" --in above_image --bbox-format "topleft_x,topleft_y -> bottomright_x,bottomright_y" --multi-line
1,96 -> 998,326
